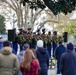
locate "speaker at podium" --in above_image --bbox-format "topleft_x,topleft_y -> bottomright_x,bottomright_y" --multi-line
8,29 -> 15,42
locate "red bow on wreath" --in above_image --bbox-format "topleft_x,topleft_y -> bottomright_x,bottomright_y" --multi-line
42,34 -> 46,38
27,34 -> 31,40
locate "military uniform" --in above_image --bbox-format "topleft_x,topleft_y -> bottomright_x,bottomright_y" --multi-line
32,32 -> 37,49
47,31 -> 51,57
26,28 -> 32,48
17,29 -> 24,52
52,31 -> 58,57
41,29 -> 47,48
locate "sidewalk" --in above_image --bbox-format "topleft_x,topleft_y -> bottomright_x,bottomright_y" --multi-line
48,69 -> 62,75
48,69 -> 56,75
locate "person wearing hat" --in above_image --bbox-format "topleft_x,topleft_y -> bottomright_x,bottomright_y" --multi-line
60,42 -> 76,75
41,28 -> 47,48
31,32 -> 37,49
27,28 -> 32,34
26,32 -> 32,48
18,27 -> 24,34
17,28 -> 24,52
26,28 -> 32,48
23,30 -> 27,44
47,31 -> 52,57
37,29 -> 40,36
36,40 -> 49,75
17,43 -> 29,75
37,29 -> 42,40
52,31 -> 58,57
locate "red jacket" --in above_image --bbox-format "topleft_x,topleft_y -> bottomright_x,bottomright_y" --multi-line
20,60 -> 39,75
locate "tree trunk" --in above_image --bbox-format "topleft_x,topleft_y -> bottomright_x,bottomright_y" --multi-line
37,20 -> 59,30
24,3 -> 29,30
20,3 -> 23,27
30,9 -> 33,30
16,10 -> 21,28
33,9 -> 43,25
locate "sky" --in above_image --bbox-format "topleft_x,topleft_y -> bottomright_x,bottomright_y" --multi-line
70,11 -> 76,20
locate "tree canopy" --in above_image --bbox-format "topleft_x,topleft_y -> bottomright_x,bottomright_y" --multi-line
0,15 -> 6,34
43,0 -> 76,15
21,0 -> 76,15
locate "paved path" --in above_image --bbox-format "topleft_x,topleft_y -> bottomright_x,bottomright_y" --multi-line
48,69 -> 56,75
48,69 -> 62,75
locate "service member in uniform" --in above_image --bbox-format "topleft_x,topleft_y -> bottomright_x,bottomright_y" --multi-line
52,31 -> 58,57
41,28 -> 47,48
47,31 -> 51,57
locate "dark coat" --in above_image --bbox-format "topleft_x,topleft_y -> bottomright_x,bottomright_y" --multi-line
60,50 -> 76,75
54,44 -> 66,74
55,44 -> 66,61
36,47 -> 49,75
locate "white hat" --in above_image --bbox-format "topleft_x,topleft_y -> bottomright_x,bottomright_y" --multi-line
37,40 -> 43,47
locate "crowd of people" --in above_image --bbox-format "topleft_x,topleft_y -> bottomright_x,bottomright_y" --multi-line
0,40 -> 49,75
0,28 -> 76,75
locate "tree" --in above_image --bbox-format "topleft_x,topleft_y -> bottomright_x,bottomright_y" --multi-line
55,20 -> 76,35
43,0 -> 76,15
0,0 -> 55,31
0,15 -> 6,34
0,0 -> 75,31
0,0 -> 46,30
21,0 -> 76,15
0,0 -> 25,28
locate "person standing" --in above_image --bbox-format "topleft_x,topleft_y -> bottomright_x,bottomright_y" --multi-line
17,43 -> 29,75
17,28 -> 24,52
47,31 -> 51,57
20,49 -> 39,75
17,43 -> 29,63
0,41 -> 19,75
52,31 -> 58,57
31,32 -> 37,49
37,29 -> 41,40
54,41 -> 66,74
41,29 -> 47,48
26,28 -> 32,48
36,40 -> 49,75
60,43 -> 76,75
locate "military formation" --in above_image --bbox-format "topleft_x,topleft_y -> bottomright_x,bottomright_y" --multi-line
14,28 -> 63,57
